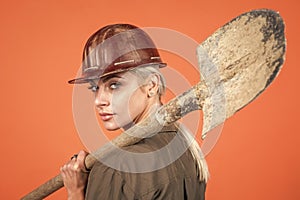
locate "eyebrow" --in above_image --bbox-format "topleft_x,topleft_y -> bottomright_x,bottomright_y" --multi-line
101,74 -> 124,84
88,73 -> 126,87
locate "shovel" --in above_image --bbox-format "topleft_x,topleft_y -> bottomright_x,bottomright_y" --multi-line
21,9 -> 286,200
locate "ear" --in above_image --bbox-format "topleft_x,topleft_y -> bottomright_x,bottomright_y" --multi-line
146,74 -> 160,98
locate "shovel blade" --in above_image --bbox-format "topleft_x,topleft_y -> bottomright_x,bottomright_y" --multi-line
198,9 -> 286,137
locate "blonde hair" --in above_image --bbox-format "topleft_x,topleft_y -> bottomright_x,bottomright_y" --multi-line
131,65 -> 209,182
130,65 -> 166,99
175,123 -> 209,182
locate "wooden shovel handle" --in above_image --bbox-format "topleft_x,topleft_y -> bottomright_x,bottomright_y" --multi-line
21,154 -> 97,200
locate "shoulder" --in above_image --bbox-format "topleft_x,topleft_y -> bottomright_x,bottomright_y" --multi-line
86,125 -> 205,199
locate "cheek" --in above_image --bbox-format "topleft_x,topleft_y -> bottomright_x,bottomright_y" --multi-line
111,94 -> 127,112
111,89 -> 147,119
128,90 -> 147,116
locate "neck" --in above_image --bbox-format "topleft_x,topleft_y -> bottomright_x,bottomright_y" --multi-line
122,99 -> 162,131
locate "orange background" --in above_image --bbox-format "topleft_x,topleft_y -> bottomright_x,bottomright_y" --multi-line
1,0 -> 299,199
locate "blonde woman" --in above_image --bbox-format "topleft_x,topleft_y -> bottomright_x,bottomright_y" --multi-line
61,24 -> 208,200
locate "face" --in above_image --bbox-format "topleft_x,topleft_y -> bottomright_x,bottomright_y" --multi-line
90,71 -> 150,131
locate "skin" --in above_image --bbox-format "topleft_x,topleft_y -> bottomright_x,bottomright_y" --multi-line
60,151 -> 89,200
60,70 -> 161,199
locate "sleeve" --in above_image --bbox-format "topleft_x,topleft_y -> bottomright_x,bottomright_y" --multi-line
85,162 -> 135,200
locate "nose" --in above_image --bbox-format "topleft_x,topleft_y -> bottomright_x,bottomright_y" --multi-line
94,87 -> 110,109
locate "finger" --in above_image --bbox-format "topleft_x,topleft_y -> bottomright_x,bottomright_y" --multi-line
77,150 -> 90,173
77,150 -> 88,163
60,167 -> 66,179
73,162 -> 80,171
71,154 -> 78,160
68,158 -> 76,167
69,156 -> 82,173
61,164 -> 73,178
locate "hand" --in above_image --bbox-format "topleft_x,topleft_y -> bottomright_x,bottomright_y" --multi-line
60,150 -> 89,200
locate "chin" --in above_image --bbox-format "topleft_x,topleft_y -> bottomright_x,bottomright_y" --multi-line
102,116 -> 135,131
100,119 -> 117,130
104,122 -> 135,132
103,123 -> 120,131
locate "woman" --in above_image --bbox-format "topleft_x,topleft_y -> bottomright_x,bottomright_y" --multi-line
61,24 -> 208,200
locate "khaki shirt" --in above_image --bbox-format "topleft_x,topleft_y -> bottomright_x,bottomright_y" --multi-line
85,125 -> 206,200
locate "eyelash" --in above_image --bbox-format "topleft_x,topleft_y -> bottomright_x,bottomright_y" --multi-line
88,82 -> 121,92
109,82 -> 121,90
88,85 -> 99,92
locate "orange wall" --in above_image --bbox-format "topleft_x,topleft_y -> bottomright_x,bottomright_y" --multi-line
1,0 -> 299,199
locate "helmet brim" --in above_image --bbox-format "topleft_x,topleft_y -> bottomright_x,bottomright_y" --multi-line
68,62 -> 166,84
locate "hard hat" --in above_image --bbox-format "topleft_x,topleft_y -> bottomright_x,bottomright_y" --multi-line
68,24 -> 166,84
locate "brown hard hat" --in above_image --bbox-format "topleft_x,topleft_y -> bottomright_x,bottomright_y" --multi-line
68,24 -> 166,84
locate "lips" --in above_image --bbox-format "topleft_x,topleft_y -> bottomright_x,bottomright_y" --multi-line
99,112 -> 114,121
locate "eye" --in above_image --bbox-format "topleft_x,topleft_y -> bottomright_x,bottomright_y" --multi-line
109,82 -> 121,90
88,85 -> 99,92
